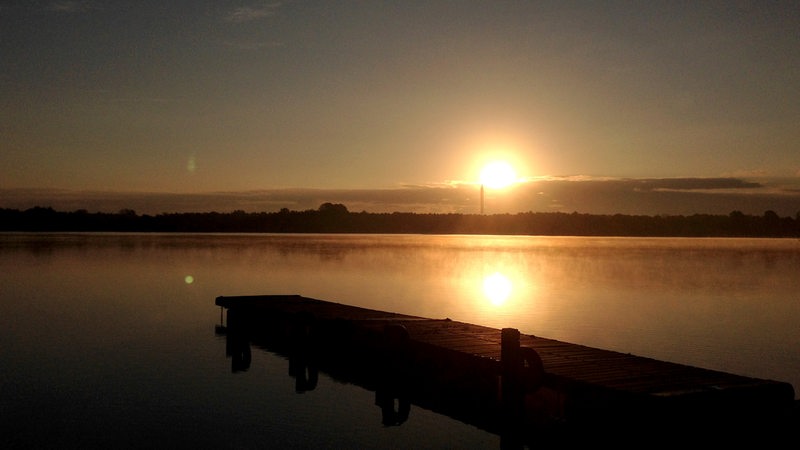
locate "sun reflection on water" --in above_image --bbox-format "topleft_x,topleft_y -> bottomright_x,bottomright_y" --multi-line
459,260 -> 543,331
483,272 -> 512,306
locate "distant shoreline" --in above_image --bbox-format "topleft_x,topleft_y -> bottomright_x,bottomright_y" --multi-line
2,204 -> 798,238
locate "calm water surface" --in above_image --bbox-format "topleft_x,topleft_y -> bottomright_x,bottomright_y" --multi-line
2,233 -> 799,448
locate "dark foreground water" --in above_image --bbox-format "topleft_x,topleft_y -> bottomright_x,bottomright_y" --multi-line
1,233 -> 799,448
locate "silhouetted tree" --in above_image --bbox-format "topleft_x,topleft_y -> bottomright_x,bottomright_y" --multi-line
2,205 -> 798,237
318,203 -> 349,214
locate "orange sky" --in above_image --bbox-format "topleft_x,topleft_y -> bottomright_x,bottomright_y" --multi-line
2,2 -> 799,215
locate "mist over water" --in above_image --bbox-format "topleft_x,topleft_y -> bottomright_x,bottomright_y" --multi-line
1,233 -> 798,447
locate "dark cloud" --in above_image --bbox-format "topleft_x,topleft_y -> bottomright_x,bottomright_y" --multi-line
2,177 -> 799,217
631,178 -> 763,191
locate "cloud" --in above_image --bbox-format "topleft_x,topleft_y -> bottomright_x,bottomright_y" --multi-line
225,3 -> 280,23
221,39 -> 284,51
46,1 -> 92,13
107,96 -> 180,104
2,177 -> 799,217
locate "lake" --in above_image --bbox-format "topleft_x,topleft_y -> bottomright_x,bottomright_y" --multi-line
1,233 -> 799,448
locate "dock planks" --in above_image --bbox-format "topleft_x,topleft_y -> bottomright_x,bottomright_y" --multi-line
215,294 -> 796,442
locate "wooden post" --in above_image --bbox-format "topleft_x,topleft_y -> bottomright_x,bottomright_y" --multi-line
376,324 -> 411,426
501,328 -> 523,409
289,312 -> 318,392
500,327 -> 524,445
226,308 -> 251,373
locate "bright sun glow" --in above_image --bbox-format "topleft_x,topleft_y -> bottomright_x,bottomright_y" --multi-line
483,272 -> 512,306
479,161 -> 517,189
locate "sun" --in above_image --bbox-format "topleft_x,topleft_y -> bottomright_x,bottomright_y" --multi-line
479,161 -> 517,189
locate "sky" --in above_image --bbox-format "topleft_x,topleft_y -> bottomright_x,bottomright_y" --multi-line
2,1 -> 800,216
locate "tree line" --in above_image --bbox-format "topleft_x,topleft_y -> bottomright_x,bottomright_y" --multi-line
1,203 -> 799,237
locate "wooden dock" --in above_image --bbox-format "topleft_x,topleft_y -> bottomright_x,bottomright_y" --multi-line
215,294 -> 796,444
